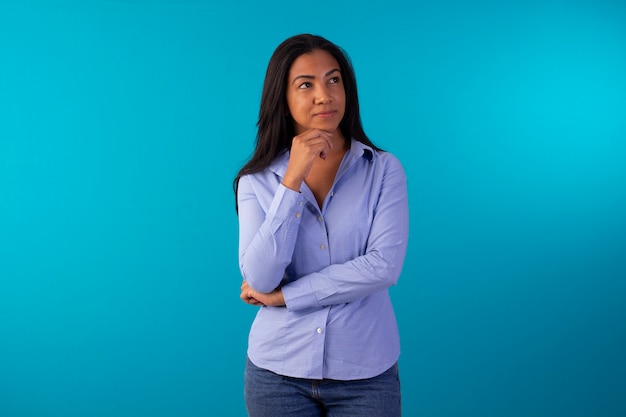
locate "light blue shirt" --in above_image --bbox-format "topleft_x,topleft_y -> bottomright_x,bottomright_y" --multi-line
237,139 -> 409,380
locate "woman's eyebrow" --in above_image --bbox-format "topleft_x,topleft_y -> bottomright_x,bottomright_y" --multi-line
292,68 -> 341,85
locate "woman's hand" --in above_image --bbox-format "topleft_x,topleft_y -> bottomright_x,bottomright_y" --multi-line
281,129 -> 333,191
240,281 -> 286,307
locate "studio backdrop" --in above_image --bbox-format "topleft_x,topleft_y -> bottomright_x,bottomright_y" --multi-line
1,1 -> 625,416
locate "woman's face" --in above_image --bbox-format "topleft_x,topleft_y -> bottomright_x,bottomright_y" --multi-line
286,49 -> 346,135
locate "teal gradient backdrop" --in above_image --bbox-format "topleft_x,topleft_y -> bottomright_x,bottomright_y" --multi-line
1,1 -> 625,416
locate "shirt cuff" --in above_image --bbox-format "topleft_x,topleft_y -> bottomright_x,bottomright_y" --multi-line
282,271 -> 338,311
268,184 -> 304,218
282,278 -> 319,311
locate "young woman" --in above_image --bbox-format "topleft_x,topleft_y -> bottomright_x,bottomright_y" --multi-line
234,33 -> 409,417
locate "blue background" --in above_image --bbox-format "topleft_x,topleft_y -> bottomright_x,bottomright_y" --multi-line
1,0 -> 625,416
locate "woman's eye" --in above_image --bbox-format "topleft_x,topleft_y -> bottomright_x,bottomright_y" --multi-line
298,82 -> 312,89
329,77 -> 340,84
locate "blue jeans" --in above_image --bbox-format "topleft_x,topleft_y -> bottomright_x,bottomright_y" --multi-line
244,357 -> 401,417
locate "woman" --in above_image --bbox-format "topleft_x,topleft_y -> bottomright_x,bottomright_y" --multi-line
234,34 -> 408,417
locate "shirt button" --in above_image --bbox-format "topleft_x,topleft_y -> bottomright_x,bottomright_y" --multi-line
295,212 -> 301,218
318,216 -> 323,222
320,244 -> 326,250
316,327 -> 323,334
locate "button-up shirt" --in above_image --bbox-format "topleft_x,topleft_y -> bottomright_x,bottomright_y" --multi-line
237,139 -> 409,380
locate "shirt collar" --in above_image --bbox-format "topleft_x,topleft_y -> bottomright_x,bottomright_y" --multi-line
269,138 -> 375,177
347,138 -> 375,162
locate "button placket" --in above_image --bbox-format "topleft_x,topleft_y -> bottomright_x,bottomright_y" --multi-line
294,200 -> 305,218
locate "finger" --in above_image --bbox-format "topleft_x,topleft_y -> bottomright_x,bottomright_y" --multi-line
312,130 -> 333,149
295,129 -> 331,144
243,295 -> 264,306
241,294 -> 258,305
319,138 -> 332,159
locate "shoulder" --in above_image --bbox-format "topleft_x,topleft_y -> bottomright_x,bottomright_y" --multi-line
238,150 -> 289,196
374,149 -> 403,166
241,150 -> 289,182
367,149 -> 407,191
371,148 -> 406,177
348,140 -> 407,190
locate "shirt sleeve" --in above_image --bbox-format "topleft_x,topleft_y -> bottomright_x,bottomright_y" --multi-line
281,155 -> 409,311
237,175 -> 306,293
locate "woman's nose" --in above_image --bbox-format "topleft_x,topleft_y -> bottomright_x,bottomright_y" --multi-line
315,86 -> 332,104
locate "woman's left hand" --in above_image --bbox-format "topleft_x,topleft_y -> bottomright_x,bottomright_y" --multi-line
240,281 -> 286,307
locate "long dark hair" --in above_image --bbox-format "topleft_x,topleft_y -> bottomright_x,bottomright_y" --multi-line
233,34 -> 380,209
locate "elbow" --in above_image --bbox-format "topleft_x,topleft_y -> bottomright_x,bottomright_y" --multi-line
240,270 -> 275,294
380,264 -> 402,288
368,251 -> 403,289
245,277 -> 278,294
239,259 -> 282,293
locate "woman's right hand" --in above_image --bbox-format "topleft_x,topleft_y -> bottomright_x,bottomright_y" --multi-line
281,129 -> 333,191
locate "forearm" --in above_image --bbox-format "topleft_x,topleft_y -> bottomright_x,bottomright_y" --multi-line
282,240 -> 407,311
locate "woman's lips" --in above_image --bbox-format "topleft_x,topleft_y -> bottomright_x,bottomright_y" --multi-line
314,110 -> 335,118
